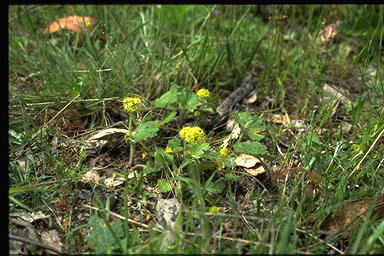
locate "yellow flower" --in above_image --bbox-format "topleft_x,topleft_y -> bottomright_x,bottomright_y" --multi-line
352,143 -> 364,154
219,147 -> 230,157
196,88 -> 210,99
165,146 -> 172,153
209,206 -> 220,214
122,97 -> 142,112
141,151 -> 148,160
179,126 -> 206,144
85,21 -> 92,28
124,133 -> 131,143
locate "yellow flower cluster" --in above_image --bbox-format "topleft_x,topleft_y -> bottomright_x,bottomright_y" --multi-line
196,88 -> 210,99
122,97 -> 142,112
219,147 -> 230,157
179,126 -> 206,144
165,146 -> 172,153
209,206 -> 220,214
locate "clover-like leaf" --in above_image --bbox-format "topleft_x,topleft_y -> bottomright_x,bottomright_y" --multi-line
233,141 -> 267,157
185,143 -> 210,159
234,112 -> 265,141
154,84 -> 179,108
133,121 -> 161,141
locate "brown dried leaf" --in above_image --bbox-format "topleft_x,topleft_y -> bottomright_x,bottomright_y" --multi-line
81,169 -> 100,184
320,196 -> 384,237
103,174 -> 127,188
43,16 -> 97,34
235,154 -> 265,176
235,153 -> 260,168
244,164 -> 266,176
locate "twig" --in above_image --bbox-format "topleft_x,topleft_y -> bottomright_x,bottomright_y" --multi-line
9,234 -> 62,254
9,97 -> 120,109
41,199 -> 65,232
66,68 -> 112,73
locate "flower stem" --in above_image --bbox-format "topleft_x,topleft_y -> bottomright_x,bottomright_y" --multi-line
128,112 -> 135,167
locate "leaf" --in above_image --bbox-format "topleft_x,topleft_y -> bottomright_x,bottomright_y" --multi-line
81,169 -> 100,184
167,138 -> 182,153
244,165 -> 266,176
86,215 -> 124,254
178,90 -> 201,112
235,153 -> 260,168
234,112 -> 265,141
233,141 -> 267,157
44,16 -> 98,34
88,128 -> 129,141
235,154 -> 265,176
154,148 -> 174,170
133,121 -> 161,141
205,178 -> 226,194
162,111 -> 177,124
320,196 -> 384,238
153,84 -> 179,108
157,179 -> 172,193
186,143 -> 210,159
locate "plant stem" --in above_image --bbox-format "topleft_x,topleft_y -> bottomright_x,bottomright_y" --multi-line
128,112 -> 136,167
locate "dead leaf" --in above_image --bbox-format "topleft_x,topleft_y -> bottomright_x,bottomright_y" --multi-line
244,90 -> 258,104
43,16 -> 97,34
10,211 -> 51,224
244,165 -> 266,176
323,83 -> 351,105
320,196 -> 384,237
81,169 -> 100,184
87,128 -> 129,141
235,154 -> 260,168
156,198 -> 181,250
341,122 -> 352,133
222,122 -> 241,148
235,154 -> 265,176
271,113 -> 291,126
40,230 -> 63,253
271,114 -> 285,124
103,174 -> 127,188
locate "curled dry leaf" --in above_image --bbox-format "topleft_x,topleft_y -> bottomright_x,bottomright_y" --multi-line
103,174 -> 127,188
235,153 -> 265,176
320,196 -> 384,238
81,169 -> 100,184
81,128 -> 130,151
87,128 -> 130,141
222,122 -> 241,148
244,90 -> 258,104
43,16 -> 98,34
244,165 -> 266,176
235,153 -> 260,168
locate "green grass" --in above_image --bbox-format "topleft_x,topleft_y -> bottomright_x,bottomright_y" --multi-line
9,5 -> 384,254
